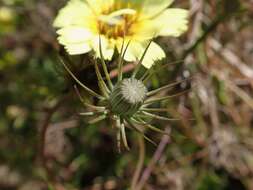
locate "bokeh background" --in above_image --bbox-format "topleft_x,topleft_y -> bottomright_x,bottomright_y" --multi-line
0,0 -> 253,189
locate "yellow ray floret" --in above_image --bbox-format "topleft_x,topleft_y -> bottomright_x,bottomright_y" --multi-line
54,0 -> 189,68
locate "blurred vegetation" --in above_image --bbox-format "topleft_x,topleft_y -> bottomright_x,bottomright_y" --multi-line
0,0 -> 253,189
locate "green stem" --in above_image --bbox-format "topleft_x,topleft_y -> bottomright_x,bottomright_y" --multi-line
94,60 -> 110,98
88,114 -> 107,124
117,39 -> 125,82
125,119 -> 157,146
141,60 -> 183,82
147,77 -> 193,97
120,121 -> 130,150
59,57 -> 104,100
132,40 -> 152,79
144,89 -> 190,105
140,111 -> 181,121
74,85 -> 106,111
131,118 -> 170,135
99,36 -> 113,90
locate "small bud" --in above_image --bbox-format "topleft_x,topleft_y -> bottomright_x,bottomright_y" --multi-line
109,78 -> 147,117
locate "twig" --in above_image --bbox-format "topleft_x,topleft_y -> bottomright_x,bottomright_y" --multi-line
135,127 -> 171,190
171,4 -> 234,79
131,135 -> 145,190
208,38 -> 253,79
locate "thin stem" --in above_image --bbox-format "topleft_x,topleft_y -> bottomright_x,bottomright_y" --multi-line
135,127 -> 171,190
140,60 -> 184,82
118,40 -> 131,82
79,112 -> 97,116
117,39 -> 125,82
140,108 -> 170,112
117,129 -> 121,153
79,110 -> 107,116
94,60 -> 110,98
88,114 -> 107,124
144,89 -> 190,105
59,57 -> 104,100
120,122 -> 130,150
125,119 -> 157,146
139,111 -> 182,121
132,40 -> 152,79
99,36 -> 113,90
131,134 -> 145,190
147,77 -> 193,97
131,117 -> 170,135
74,85 -> 106,111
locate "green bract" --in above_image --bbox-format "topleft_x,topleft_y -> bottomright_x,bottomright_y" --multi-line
60,39 -> 191,151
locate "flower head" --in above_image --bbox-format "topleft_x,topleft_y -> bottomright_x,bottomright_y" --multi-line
54,0 -> 188,68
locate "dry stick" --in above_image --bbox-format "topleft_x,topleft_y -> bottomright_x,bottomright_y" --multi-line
131,134 -> 145,190
135,127 -> 171,190
209,38 -> 253,79
171,10 -> 231,80
215,73 -> 253,110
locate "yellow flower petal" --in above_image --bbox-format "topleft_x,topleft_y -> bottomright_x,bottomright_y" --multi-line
53,0 -> 93,28
53,0 -> 188,62
86,0 -> 114,14
57,27 -> 93,45
133,8 -> 188,40
120,41 -> 165,69
140,0 -> 174,19
56,26 -> 93,55
141,42 -> 165,69
130,19 -> 159,41
154,8 -> 189,37
65,43 -> 92,55
123,41 -> 144,62
91,35 -> 115,60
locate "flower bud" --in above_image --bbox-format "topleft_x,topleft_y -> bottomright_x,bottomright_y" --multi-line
109,78 -> 147,117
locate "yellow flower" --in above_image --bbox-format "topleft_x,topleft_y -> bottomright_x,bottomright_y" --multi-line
54,0 -> 188,68
0,7 -> 14,23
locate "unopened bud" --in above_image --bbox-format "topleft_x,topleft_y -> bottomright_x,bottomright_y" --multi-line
109,78 -> 147,117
